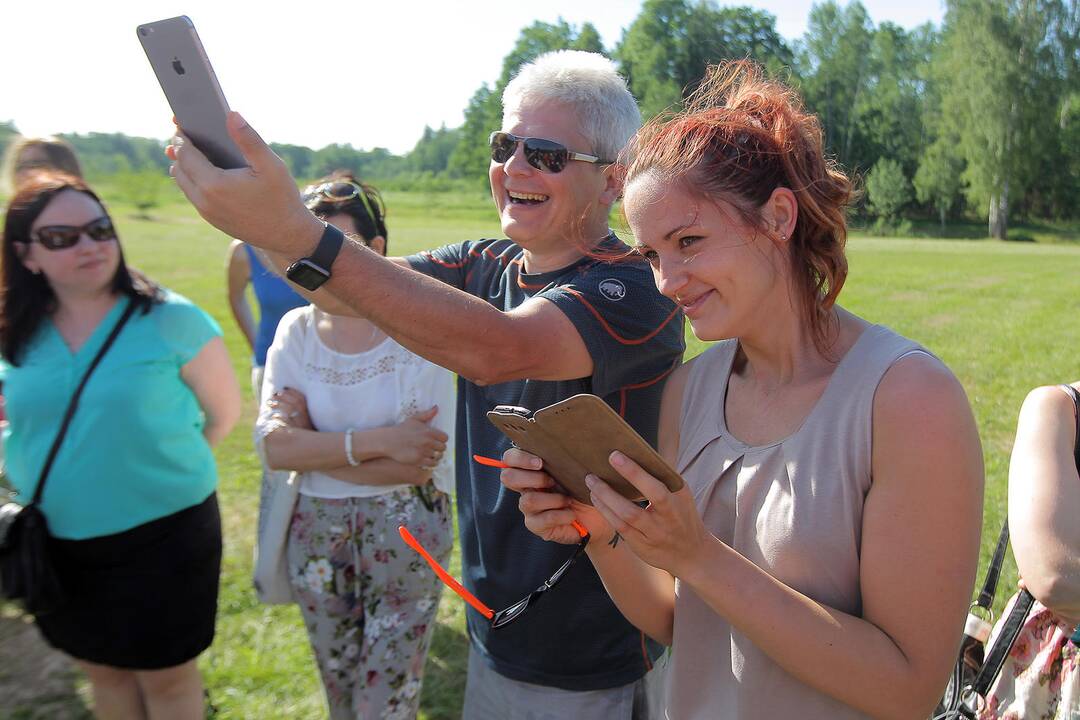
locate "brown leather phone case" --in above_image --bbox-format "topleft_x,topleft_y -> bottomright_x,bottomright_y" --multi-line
486,394 -> 684,505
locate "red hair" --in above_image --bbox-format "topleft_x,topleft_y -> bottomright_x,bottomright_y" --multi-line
624,61 -> 854,352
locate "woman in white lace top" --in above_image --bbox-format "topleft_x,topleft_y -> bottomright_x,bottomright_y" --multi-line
256,173 -> 455,720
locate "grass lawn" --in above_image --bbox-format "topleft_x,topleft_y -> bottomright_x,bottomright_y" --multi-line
3,185 -> 1078,718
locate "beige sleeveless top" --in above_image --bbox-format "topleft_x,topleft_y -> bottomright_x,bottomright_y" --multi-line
664,324 -> 926,719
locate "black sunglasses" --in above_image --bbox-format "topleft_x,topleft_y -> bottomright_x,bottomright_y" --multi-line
30,216 -> 117,251
488,530 -> 589,628
489,131 -> 612,174
399,521 -> 590,629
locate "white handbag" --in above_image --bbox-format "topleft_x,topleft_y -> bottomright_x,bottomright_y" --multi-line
253,467 -> 300,605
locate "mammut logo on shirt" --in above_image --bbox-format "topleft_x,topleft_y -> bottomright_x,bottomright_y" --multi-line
599,279 -> 626,301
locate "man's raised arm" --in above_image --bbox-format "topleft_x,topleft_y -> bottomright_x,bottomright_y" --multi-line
169,112 -> 593,385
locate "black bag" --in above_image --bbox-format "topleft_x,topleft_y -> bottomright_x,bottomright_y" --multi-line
932,383 -> 1080,719
0,300 -> 136,615
932,524 -> 1035,719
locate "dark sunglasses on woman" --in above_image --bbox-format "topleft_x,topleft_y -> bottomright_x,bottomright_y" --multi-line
30,216 -> 118,251
489,131 -> 612,174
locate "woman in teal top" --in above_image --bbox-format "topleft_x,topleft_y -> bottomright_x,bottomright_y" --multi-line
0,173 -> 241,719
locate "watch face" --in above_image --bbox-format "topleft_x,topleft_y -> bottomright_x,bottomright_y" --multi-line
287,259 -> 330,290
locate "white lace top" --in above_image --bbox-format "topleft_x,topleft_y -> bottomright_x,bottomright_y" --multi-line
256,305 -> 455,499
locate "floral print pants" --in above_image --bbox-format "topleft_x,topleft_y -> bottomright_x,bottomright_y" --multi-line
287,488 -> 453,720
979,595 -> 1079,720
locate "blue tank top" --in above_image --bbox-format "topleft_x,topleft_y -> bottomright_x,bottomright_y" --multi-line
244,244 -> 307,366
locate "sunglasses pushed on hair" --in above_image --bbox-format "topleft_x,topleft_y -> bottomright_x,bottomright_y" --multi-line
302,181 -> 378,222
31,216 -> 117,251
488,132 -> 612,174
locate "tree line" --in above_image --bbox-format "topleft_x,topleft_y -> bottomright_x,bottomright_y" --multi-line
3,0 -> 1077,238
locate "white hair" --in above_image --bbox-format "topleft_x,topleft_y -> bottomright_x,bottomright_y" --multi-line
502,50 -> 641,163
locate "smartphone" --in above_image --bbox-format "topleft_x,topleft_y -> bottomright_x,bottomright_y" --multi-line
487,394 -> 684,505
137,16 -> 246,169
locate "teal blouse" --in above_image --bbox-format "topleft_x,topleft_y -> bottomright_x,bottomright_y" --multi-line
0,290 -> 221,540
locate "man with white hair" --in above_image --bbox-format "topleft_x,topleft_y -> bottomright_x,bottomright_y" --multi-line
170,50 -> 683,718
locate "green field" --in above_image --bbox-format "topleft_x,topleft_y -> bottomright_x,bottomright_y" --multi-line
3,186 -> 1078,719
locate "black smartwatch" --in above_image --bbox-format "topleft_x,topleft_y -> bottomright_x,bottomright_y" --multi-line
285,222 -> 345,291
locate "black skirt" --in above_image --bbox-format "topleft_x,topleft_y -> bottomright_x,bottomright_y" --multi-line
35,493 -> 222,670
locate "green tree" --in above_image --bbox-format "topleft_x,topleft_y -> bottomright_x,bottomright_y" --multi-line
409,124 -> 463,175
796,1 -> 875,170
855,22 -> 936,177
935,0 -> 1074,238
866,157 -> 912,222
615,0 -> 692,119
0,120 -> 18,164
616,0 -> 793,120
914,138 -> 965,231
271,143 -> 313,179
61,132 -> 170,178
113,169 -> 171,218
447,19 -> 604,183
573,23 -> 605,53
685,4 -> 794,79
445,84 -> 499,182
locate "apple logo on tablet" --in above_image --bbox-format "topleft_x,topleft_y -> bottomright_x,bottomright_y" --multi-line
172,57 -> 186,75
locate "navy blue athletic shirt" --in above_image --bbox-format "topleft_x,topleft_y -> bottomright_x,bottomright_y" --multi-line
408,236 -> 684,691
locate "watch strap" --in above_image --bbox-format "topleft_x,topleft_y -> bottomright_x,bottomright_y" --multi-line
309,222 -> 345,271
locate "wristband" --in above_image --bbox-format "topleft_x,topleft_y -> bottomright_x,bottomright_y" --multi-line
285,222 -> 345,291
344,428 -> 360,467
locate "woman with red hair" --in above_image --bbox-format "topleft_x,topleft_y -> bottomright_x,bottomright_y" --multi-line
501,61 -> 984,719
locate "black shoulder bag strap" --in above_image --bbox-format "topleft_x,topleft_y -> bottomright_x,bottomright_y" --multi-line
964,383 -> 1080,708
28,299 -> 138,507
975,522 -> 1011,614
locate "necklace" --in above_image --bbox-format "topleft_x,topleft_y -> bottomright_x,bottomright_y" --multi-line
328,315 -> 379,353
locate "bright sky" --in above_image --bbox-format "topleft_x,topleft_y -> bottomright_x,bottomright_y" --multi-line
0,0 -> 944,155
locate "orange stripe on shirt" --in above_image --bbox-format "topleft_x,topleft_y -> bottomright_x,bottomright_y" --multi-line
421,245 -> 513,270
421,251 -> 467,269
563,288 -> 681,346
476,246 -> 510,264
617,359 -> 680,416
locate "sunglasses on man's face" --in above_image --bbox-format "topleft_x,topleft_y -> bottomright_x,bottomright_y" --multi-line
399,519 -> 589,629
302,181 -> 378,222
30,216 -> 118,251
488,131 -> 612,174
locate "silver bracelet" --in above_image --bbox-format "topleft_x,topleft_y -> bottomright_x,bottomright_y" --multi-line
344,428 -> 360,467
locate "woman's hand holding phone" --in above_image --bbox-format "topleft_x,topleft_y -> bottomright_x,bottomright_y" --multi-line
586,451 -> 714,580
499,448 -> 613,546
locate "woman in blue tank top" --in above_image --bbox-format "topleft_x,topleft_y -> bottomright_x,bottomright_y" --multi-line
226,239 -> 307,402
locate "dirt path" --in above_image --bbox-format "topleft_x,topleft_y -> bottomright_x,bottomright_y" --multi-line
0,605 -> 90,719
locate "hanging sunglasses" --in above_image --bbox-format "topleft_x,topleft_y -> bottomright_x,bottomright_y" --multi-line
488,131 -> 612,174
30,216 -> 118,251
399,455 -> 590,629
302,181 -> 378,224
